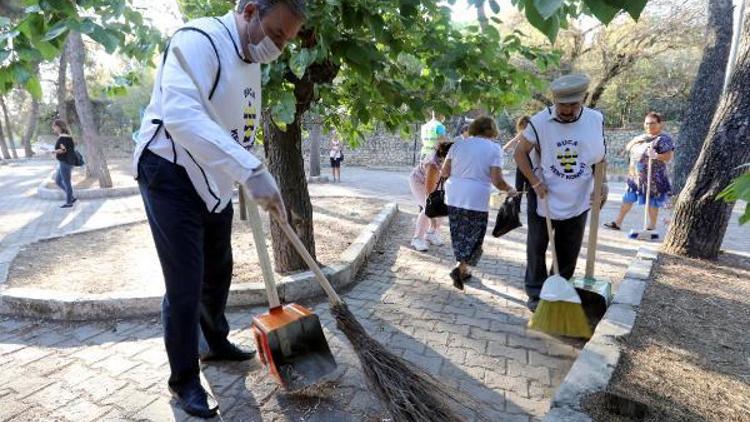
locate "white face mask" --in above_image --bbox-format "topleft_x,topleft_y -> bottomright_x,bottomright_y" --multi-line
247,17 -> 282,64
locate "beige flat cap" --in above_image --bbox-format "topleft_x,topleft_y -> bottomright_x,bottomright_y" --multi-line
550,73 -> 590,103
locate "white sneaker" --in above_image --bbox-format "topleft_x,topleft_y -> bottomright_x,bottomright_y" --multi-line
410,237 -> 429,251
425,230 -> 444,246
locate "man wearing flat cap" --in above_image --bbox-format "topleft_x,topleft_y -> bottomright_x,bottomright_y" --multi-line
513,73 -> 607,311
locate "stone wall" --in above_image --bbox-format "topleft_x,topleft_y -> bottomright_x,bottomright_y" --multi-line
301,127 -> 659,174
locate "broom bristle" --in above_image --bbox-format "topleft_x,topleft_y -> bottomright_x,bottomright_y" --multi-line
528,300 -> 593,339
331,302 -> 490,422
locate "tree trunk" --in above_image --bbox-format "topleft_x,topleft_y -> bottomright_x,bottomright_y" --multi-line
0,96 -> 17,159
21,73 -> 39,158
672,0 -> 734,194
263,110 -> 316,273
68,31 -> 112,188
476,1 -> 489,32
663,6 -> 750,259
0,120 -> 10,160
56,44 -> 68,123
309,117 -> 321,178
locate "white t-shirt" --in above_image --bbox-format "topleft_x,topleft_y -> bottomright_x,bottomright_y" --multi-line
523,107 -> 605,220
445,137 -> 503,213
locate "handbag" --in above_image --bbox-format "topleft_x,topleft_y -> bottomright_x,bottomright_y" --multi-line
424,178 -> 448,218
74,150 -> 85,167
492,195 -> 522,237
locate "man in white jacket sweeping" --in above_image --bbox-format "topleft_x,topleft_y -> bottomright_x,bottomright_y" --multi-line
132,0 -> 305,417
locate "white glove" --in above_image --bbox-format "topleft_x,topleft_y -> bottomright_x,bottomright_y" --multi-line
242,167 -> 287,221
647,147 -> 658,160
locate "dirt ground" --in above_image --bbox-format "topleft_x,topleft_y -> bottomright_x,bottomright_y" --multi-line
584,252 -> 750,422
8,197 -> 385,295
44,158 -> 136,189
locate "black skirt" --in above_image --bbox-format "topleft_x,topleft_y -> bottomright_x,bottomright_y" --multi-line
448,206 -> 489,265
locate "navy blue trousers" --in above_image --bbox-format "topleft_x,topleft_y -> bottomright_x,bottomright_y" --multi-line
524,191 -> 588,301
138,150 -> 234,390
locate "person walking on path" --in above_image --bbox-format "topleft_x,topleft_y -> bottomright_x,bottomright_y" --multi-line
329,132 -> 344,182
131,1 -> 304,418
409,140 -> 453,251
442,117 -> 516,290
513,74 -> 607,311
604,112 -> 674,232
503,116 -> 531,154
51,119 -> 77,208
420,112 -> 447,159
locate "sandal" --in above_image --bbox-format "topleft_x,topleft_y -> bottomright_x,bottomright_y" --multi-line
449,268 -> 464,290
603,221 -> 621,230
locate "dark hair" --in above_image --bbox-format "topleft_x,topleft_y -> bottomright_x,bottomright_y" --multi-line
515,116 -> 530,134
236,0 -> 307,19
459,123 -> 470,134
645,111 -> 662,123
468,116 -> 498,138
436,142 -> 453,159
52,119 -> 70,134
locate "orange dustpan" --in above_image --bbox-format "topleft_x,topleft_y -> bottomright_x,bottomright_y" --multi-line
244,199 -> 336,389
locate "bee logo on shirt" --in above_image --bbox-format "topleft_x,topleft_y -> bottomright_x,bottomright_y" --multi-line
556,147 -> 578,174
243,102 -> 257,148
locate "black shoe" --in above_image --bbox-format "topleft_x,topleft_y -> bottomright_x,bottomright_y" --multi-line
60,203 -> 73,208
450,268 -> 464,291
200,342 -> 256,362
71,197 -> 78,204
603,221 -> 621,230
527,298 -> 540,312
169,384 -> 218,419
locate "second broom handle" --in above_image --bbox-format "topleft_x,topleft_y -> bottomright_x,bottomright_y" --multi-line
275,220 -> 343,305
543,196 -> 560,275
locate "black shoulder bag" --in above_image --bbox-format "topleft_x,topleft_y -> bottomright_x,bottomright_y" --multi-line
424,178 -> 449,218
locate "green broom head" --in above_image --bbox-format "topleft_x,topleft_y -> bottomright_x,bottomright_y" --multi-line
528,274 -> 593,339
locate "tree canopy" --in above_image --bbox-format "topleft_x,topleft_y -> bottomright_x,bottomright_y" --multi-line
0,0 -> 162,99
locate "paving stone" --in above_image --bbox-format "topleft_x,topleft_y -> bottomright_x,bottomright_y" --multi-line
92,355 -> 140,376
528,351 -> 573,370
21,382 -> 79,412
485,372 -> 529,397
508,360 -> 552,386
0,397 -> 33,421
487,341 -> 527,363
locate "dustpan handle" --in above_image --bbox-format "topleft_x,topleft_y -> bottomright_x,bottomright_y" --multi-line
245,194 -> 281,308
585,161 -> 606,279
643,151 -> 653,230
543,196 -> 560,275
274,217 -> 344,305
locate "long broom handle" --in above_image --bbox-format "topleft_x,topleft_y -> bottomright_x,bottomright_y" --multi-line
274,219 -> 344,305
643,147 -> 653,230
543,196 -> 560,275
172,47 -> 281,308
585,161 -> 606,279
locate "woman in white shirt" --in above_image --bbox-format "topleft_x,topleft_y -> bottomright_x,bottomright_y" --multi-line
442,117 -> 516,290
329,132 -> 344,182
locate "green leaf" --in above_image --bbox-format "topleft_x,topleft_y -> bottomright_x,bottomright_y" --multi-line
533,0 -> 563,19
34,40 -> 58,60
88,25 -> 121,53
42,21 -> 70,42
0,50 -> 9,62
488,0 -> 501,14
11,64 -> 31,84
622,0 -> 648,20
525,3 -> 560,42
583,0 -> 621,25
272,91 -> 296,126
289,48 -> 316,79
25,76 -> 41,99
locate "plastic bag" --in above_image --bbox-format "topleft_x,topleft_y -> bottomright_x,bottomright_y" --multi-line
540,274 -> 581,304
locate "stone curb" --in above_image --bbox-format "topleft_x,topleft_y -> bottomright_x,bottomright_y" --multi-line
543,245 -> 658,421
36,171 -> 139,200
0,203 -> 399,321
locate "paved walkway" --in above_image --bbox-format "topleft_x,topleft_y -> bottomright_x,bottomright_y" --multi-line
0,161 -> 748,421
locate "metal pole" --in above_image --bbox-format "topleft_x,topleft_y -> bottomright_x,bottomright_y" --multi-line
412,123 -> 418,166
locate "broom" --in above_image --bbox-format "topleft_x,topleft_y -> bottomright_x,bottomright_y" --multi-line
170,46 -> 484,421
528,196 -> 592,339
275,221 -> 491,421
628,145 -> 659,241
